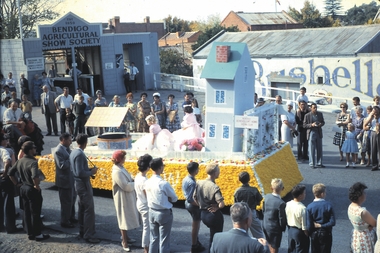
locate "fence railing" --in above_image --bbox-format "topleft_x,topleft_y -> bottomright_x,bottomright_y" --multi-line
153,72 -> 206,92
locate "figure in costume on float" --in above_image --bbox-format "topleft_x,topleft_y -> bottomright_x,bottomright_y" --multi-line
132,115 -> 173,153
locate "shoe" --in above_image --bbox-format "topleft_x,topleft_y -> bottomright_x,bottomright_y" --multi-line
309,165 -> 316,169
352,162 -> 356,168
346,163 -> 349,168
46,133 -> 51,136
191,242 -> 206,252
121,242 -> 131,252
360,160 -> 365,165
60,222 -> 75,228
28,235 -> 35,240
7,227 -> 23,234
86,238 -> 100,244
127,238 -> 136,243
317,164 -> 326,168
371,167 -> 379,171
35,234 -> 50,241
70,218 -> 78,224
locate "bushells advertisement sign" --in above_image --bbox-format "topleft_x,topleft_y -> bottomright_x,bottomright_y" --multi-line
38,12 -> 102,50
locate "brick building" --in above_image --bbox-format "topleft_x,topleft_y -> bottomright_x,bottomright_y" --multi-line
220,11 -> 303,31
103,16 -> 166,39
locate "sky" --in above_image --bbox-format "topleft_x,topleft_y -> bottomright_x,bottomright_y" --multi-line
54,0 -> 374,23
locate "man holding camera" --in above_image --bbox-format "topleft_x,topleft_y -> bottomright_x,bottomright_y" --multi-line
69,134 -> 99,243
303,103 -> 325,169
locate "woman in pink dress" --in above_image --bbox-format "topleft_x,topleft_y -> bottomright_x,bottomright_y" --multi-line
132,115 -> 173,153
172,106 -> 204,151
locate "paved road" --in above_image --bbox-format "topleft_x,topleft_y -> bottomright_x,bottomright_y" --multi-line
1,90 -> 379,252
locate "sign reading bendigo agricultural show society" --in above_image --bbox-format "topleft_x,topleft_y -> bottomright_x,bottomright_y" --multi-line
234,115 -> 259,129
38,12 -> 102,50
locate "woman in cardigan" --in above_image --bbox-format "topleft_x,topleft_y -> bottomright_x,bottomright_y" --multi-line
111,150 -> 140,252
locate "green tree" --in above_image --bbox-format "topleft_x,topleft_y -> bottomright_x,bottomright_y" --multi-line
342,1 -> 379,26
1,0 -> 60,39
288,1 -> 333,28
324,0 -> 343,20
191,24 -> 239,51
160,49 -> 192,76
163,15 -> 192,33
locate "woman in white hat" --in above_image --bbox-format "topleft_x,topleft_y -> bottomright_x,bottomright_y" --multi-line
281,101 -> 297,147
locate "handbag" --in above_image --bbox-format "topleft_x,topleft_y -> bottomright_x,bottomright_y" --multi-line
168,110 -> 176,123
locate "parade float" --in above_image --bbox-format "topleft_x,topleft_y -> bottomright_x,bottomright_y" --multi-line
38,42 -> 302,208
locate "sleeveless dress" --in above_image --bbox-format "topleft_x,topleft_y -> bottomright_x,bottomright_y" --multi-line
348,204 -> 376,253
341,131 -> 359,154
333,113 -> 349,146
172,113 -> 204,151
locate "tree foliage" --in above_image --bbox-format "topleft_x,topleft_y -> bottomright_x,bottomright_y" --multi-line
324,0 -> 343,20
288,1 -> 333,28
160,49 -> 192,76
342,1 -> 379,26
0,0 -> 60,39
191,24 -> 239,51
163,15 -> 192,33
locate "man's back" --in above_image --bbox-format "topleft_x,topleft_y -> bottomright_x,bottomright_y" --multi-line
210,229 -> 266,253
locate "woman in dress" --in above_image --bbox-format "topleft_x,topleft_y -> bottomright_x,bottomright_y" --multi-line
281,101 -> 296,147
94,90 -> 107,107
192,98 -> 202,127
111,150 -> 140,252
172,106 -> 204,151
40,71 -> 52,91
125,93 -> 137,133
132,115 -> 173,153
32,74 -> 43,106
333,102 -> 351,161
352,107 -> 366,165
151,92 -> 166,129
348,182 -> 376,253
137,92 -> 151,133
134,154 -> 153,253
108,95 -> 124,132
165,94 -> 180,132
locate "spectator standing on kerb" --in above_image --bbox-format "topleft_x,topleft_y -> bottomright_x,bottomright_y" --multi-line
182,162 -> 206,252
234,171 -> 264,239
41,85 -> 58,136
5,72 -> 17,94
128,62 -> 139,92
54,87 -> 73,134
19,73 -> 29,97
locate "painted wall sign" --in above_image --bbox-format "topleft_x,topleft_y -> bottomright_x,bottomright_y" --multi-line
38,13 -> 101,50
194,55 -> 380,105
235,115 -> 259,129
26,57 -> 44,71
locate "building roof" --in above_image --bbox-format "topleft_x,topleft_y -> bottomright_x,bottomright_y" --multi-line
200,42 -> 247,80
193,24 -> 380,58
234,11 -> 298,25
159,31 -> 199,41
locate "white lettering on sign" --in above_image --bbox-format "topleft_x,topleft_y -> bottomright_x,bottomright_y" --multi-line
26,57 -> 45,71
235,115 -> 259,129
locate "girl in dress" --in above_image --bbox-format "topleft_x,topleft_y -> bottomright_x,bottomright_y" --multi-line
165,94 -> 180,132
132,115 -> 173,153
342,123 -> 359,168
172,106 -> 204,151
137,93 -> 151,133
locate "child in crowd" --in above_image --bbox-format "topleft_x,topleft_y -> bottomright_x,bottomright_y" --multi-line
20,94 -> 33,119
342,123 -> 359,168
65,108 -> 75,137
296,87 -> 308,103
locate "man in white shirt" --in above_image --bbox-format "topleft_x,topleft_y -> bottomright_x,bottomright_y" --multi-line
73,88 -> 89,106
3,101 -> 24,141
145,158 -> 178,253
54,87 -> 73,134
285,185 -> 309,253
5,72 -> 17,94
351,96 -> 368,120
128,62 -> 139,92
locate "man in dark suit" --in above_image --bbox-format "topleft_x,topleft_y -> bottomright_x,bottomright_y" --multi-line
210,202 -> 269,253
262,178 -> 287,253
303,103 -> 325,168
54,133 -> 76,228
41,85 -> 58,136
296,100 -> 309,161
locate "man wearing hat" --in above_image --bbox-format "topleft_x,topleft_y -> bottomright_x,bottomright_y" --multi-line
0,133 -> 20,233
9,141 -> 50,241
